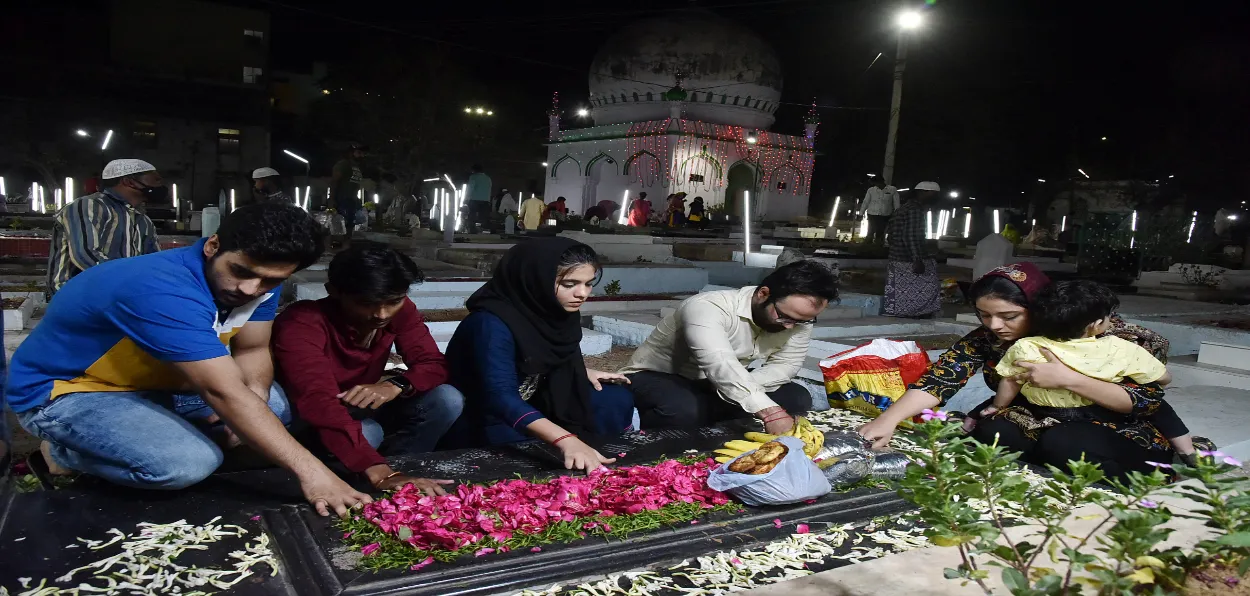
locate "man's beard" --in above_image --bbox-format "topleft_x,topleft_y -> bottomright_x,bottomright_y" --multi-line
205,257 -> 252,308
751,303 -> 787,333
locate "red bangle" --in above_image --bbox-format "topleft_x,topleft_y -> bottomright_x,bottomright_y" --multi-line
762,413 -> 790,423
552,433 -> 576,445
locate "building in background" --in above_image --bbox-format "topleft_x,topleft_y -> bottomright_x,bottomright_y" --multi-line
0,0 -> 272,216
544,11 -> 816,222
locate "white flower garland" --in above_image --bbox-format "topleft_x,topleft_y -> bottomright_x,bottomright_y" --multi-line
10,517 -> 278,596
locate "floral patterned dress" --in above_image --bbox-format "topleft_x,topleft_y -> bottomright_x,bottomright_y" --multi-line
909,316 -> 1173,451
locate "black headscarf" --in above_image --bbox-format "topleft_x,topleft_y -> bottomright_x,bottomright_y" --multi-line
465,237 -> 595,434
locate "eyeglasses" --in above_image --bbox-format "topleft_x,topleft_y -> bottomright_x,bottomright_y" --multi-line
770,301 -> 818,326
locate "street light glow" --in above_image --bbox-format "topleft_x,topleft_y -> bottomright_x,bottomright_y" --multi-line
576,108 -> 590,117
743,191 -> 751,255
618,189 -> 631,225
897,10 -> 923,29
948,191 -> 959,198
541,162 -> 549,167
100,129 -> 114,151
75,129 -> 89,137
283,149 -> 308,164
1037,178 -> 1046,183
1100,136 -> 1108,141
475,107 -> 484,114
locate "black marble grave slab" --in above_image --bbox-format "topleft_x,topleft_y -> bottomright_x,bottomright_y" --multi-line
0,422 -> 913,595
265,422 -> 912,596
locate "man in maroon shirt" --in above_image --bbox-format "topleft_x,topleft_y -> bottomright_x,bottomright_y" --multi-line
272,244 -> 463,495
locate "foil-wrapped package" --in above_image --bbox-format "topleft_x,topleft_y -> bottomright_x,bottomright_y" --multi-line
870,451 -> 912,480
822,452 -> 875,486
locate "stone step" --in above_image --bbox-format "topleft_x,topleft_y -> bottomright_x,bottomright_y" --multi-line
1165,383 -> 1250,462
418,321 -> 613,356
1198,341 -> 1250,371
655,304 -> 864,321
1167,355 -> 1250,390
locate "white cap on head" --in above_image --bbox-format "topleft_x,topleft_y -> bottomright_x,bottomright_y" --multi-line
252,167 -> 280,179
914,181 -> 941,191
102,159 -> 157,180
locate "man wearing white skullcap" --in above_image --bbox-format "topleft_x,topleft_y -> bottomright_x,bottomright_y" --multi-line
47,158 -> 163,299
251,167 -> 292,204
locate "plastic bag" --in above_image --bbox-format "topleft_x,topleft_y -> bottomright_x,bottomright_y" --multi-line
819,338 -> 930,419
706,436 -> 831,506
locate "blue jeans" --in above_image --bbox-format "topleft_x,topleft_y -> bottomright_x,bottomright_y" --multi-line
345,384 -> 464,454
16,388 -> 290,490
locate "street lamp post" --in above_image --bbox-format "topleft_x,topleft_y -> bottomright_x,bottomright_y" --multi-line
881,10 -> 923,187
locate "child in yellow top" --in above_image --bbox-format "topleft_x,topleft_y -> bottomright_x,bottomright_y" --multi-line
988,280 -> 1197,458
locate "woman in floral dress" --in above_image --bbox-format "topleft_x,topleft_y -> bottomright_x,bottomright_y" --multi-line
859,263 -> 1188,481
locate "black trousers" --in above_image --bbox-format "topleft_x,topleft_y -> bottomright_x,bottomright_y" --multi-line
866,214 -> 891,244
971,398 -> 1190,440
627,371 -> 812,429
468,201 -> 492,229
972,418 -> 1159,483
1148,401 -> 1189,439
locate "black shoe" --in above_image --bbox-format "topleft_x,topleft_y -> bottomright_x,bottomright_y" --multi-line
25,452 -> 57,491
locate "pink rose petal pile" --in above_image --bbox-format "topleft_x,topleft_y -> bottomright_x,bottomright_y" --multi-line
361,459 -> 729,558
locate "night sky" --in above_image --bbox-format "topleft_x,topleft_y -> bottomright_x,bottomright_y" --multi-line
250,0 -> 1250,210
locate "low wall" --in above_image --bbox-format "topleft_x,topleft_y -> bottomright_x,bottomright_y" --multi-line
596,264 -> 708,296
691,261 -> 772,286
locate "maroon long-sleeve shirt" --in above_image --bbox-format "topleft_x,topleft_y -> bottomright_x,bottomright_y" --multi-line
271,298 -> 449,472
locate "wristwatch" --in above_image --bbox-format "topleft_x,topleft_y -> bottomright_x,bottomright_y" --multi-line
384,376 -> 414,397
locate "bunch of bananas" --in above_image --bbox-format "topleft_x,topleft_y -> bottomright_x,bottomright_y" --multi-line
713,416 -> 825,464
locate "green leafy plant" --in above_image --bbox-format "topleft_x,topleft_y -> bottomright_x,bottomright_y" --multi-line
900,413 -> 1250,594
603,280 -> 622,296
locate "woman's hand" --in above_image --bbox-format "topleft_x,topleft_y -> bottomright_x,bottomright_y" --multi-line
1013,348 -> 1082,390
557,436 -> 616,473
365,464 -> 454,495
857,418 -> 898,450
586,368 -> 630,391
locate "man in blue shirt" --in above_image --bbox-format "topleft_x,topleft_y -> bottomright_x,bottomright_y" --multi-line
7,203 -> 372,517
465,164 -> 492,230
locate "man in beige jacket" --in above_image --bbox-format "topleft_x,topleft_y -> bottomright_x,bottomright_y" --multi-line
518,194 -> 546,230
621,261 -> 838,435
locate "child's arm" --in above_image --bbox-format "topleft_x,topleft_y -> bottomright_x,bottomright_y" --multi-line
1121,341 -> 1171,387
988,376 -> 1021,414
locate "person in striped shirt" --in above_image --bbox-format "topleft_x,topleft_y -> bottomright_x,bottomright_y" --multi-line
46,158 -> 162,299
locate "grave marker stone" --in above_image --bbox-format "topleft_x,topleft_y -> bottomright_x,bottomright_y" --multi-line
973,233 -> 1013,279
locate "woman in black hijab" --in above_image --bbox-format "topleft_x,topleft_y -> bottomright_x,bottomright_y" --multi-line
444,238 -> 634,472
